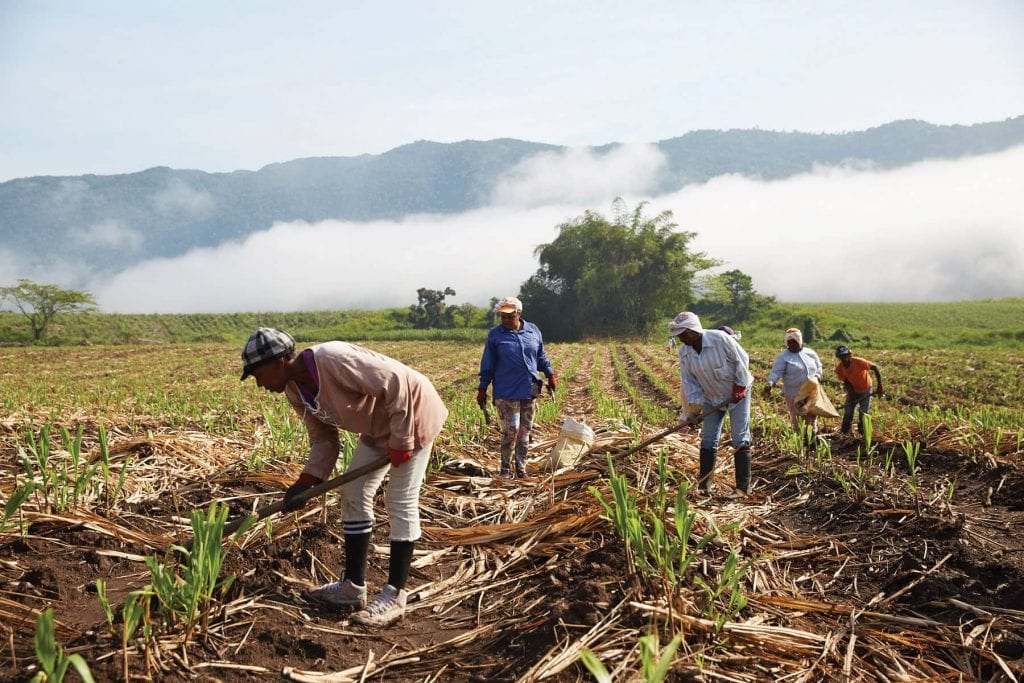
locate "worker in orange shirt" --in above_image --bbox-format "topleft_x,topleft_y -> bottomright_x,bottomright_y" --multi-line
834,346 -> 884,435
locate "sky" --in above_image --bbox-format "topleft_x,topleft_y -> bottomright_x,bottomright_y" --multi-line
2,1 -> 1023,309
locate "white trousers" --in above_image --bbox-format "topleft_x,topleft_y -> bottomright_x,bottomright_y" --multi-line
339,440 -> 432,542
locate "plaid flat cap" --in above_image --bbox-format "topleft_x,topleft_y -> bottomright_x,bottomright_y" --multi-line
240,327 -> 295,380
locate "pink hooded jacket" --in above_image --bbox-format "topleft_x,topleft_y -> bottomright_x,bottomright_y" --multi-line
284,341 -> 448,481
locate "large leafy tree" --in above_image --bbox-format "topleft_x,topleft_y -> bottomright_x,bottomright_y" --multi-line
693,269 -> 775,324
521,199 -> 717,340
0,279 -> 97,341
408,286 -> 457,329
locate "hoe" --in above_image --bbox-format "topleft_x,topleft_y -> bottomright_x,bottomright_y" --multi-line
184,455 -> 390,550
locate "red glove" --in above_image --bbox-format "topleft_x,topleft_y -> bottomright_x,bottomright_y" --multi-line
546,373 -> 557,394
388,448 -> 413,468
731,384 -> 747,402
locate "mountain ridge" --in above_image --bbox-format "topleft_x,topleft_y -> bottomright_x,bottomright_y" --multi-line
2,116 -> 1022,279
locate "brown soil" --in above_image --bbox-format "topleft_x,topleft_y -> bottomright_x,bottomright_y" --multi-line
2,343 -> 1023,682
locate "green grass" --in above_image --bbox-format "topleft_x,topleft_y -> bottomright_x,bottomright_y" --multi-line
692,298 -> 1024,350
0,308 -> 490,345
1,297 -> 1022,349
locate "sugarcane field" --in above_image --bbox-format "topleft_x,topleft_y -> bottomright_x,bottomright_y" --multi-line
1,340 -> 1022,682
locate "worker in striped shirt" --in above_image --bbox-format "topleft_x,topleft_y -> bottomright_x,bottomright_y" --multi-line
669,311 -> 755,497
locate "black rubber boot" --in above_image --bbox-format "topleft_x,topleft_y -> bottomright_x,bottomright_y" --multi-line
499,448 -> 512,477
698,448 -> 717,493
734,447 -> 751,494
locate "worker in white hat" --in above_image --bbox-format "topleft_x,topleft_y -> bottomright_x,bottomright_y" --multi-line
764,327 -> 823,436
668,311 -> 754,497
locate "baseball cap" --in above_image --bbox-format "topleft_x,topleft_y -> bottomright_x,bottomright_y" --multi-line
241,327 -> 295,380
835,345 -> 852,358
494,296 -> 523,313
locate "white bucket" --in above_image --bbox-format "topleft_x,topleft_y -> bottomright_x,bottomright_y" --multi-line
547,417 -> 596,470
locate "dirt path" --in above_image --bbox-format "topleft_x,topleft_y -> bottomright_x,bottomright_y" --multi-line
617,342 -> 679,407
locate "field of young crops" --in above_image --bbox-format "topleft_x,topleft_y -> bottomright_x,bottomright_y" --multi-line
3,297 -> 1022,349
1,340 -> 1022,681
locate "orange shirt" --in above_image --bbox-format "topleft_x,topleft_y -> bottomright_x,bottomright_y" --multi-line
835,356 -> 874,393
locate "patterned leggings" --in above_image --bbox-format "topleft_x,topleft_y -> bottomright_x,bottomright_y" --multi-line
495,398 -> 536,451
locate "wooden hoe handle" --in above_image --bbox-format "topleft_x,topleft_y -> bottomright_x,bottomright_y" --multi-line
184,455 -> 391,550
611,400 -> 733,461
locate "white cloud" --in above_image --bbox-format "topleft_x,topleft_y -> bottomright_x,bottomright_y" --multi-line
91,207 -> 576,313
665,147 -> 1024,301
88,145 -> 1024,312
491,144 -> 667,208
150,179 -> 214,216
0,248 -> 96,292
0,249 -> 19,286
47,179 -> 91,215
70,219 -> 144,250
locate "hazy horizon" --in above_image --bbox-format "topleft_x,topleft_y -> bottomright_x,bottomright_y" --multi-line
53,143 -> 1020,313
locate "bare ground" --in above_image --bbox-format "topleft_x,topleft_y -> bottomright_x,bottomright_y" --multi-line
2,343 -> 1023,682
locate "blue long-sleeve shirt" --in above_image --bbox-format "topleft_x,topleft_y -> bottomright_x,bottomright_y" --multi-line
478,320 -> 553,400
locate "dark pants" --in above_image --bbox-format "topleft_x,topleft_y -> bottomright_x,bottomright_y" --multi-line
841,389 -> 872,434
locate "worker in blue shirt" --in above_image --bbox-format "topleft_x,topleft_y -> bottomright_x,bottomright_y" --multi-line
477,296 -> 556,478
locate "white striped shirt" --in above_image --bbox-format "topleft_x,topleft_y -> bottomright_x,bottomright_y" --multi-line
678,329 -> 754,406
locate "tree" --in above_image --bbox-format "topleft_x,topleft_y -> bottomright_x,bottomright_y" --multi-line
450,302 -> 474,328
407,287 -> 457,329
0,279 -> 96,341
692,269 -> 775,324
487,297 -> 500,327
520,199 -> 718,340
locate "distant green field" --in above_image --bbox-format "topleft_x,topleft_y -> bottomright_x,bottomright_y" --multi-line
0,308 -> 491,346
741,298 -> 1024,350
2,297 -> 1022,349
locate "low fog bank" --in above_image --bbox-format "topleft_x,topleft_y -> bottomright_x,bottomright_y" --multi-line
90,208 -> 579,313
28,143 -> 1024,312
674,147 -> 1024,302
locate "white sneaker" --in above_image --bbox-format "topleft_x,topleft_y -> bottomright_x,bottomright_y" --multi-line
306,578 -> 367,609
351,584 -> 407,627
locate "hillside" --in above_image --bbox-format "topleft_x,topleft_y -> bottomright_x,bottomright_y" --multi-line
2,117 -> 1023,277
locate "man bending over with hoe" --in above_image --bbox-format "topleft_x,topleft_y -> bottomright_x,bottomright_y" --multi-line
240,328 -> 448,627
669,312 -> 755,498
